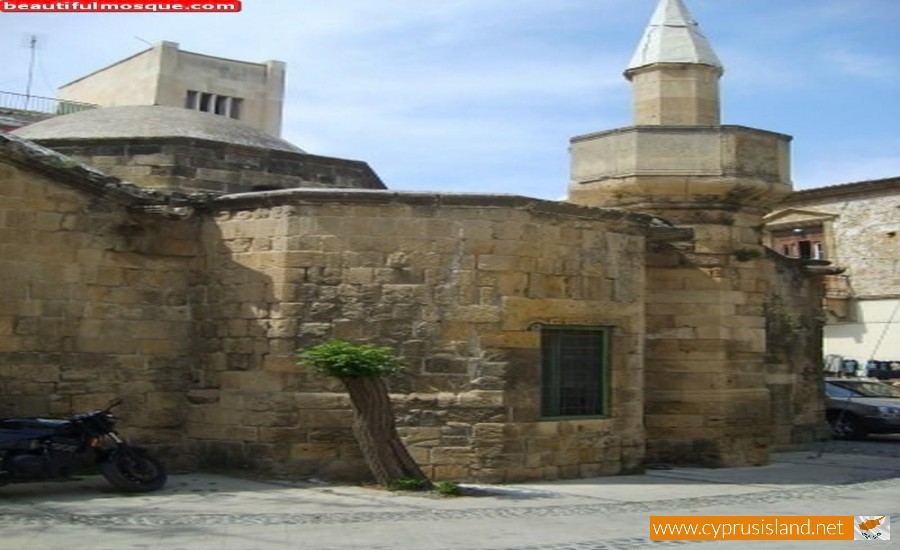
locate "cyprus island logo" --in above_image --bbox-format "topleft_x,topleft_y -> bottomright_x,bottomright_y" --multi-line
855,516 -> 890,541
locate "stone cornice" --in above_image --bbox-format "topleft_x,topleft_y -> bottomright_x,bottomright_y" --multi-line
211,188 -> 666,234
785,177 -> 899,205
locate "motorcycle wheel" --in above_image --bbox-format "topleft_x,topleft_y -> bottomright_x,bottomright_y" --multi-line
100,446 -> 167,493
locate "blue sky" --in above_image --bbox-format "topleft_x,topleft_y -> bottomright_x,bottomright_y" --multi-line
2,0 -> 898,200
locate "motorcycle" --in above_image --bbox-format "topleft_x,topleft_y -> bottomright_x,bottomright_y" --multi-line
0,399 -> 167,492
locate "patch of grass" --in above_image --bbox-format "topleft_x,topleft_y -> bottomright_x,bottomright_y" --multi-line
733,247 -> 764,262
388,477 -> 430,492
434,481 -> 462,496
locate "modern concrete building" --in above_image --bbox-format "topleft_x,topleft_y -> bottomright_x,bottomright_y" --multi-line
57,41 -> 285,137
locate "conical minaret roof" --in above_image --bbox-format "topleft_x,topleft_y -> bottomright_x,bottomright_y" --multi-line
626,0 -> 723,74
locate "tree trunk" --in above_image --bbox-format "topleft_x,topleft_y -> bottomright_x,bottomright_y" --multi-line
342,376 -> 432,488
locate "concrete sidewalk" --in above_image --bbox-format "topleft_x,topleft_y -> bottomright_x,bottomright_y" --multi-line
1,449 -> 898,549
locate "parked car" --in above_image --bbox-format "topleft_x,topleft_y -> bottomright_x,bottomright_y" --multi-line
825,378 -> 900,439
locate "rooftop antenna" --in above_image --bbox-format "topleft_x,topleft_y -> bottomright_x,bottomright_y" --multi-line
20,33 -> 43,110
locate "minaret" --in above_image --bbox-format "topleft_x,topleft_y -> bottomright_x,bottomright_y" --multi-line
568,0 -> 795,468
626,0 -> 722,126
568,0 -> 791,212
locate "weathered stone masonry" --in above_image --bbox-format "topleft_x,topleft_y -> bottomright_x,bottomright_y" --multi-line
1,0 -> 834,482
0,135 -> 659,481
0,138 -> 198,452
190,191 -> 651,482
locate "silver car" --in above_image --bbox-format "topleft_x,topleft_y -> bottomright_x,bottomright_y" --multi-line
825,378 -> 900,439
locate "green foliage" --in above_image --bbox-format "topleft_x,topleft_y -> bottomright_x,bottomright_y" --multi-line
434,481 -> 462,496
733,247 -> 764,262
297,340 -> 406,380
388,477 -> 430,492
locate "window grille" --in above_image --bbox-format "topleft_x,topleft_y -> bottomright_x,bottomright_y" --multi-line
541,326 -> 609,417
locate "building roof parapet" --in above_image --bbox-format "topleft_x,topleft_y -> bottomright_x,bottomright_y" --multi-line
785,177 -> 900,205
210,187 -> 669,233
58,41 -> 283,89
570,124 -> 793,144
0,134 -> 674,234
0,90 -> 97,116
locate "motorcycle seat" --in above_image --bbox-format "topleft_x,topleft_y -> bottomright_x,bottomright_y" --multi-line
0,418 -> 71,430
0,428 -> 56,446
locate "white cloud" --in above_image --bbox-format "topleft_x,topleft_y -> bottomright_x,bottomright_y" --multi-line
826,49 -> 899,80
1,0 -> 897,197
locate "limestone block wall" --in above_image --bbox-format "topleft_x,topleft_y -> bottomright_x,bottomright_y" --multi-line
34,138 -> 385,194
765,253 -> 829,447
189,191 -> 649,482
569,126 -> 792,210
0,161 -> 198,451
642,209 -> 776,467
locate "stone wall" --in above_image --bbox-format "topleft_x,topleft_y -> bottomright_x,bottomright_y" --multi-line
188,191 -> 649,482
765,252 -> 830,448
32,138 -> 385,194
0,158 -> 198,455
641,209 -> 775,467
772,179 -> 900,361
2,138 -> 830,482
784,181 -> 899,298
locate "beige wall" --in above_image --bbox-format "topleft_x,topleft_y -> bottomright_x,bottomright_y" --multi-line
160,46 -> 285,137
58,46 -> 161,107
58,41 -> 285,136
0,158 -> 198,457
2,137 -> 833,481
190,193 -> 648,482
627,64 -> 722,126
569,126 -> 792,210
0,145 -> 649,482
825,299 -> 900,361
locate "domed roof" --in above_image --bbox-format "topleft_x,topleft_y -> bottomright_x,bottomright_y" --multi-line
13,105 -> 305,153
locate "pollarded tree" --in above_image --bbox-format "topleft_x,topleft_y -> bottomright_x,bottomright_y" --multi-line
297,340 -> 432,488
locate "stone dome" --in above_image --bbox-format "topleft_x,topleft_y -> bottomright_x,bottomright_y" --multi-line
13,105 -> 305,153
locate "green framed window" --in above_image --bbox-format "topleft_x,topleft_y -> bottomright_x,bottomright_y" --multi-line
541,326 -> 609,418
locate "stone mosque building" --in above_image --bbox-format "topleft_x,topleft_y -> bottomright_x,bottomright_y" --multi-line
0,0 -> 829,482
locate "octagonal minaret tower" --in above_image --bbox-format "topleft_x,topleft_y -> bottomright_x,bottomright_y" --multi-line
569,0 -> 797,468
627,0 -> 723,126
569,0 -> 791,213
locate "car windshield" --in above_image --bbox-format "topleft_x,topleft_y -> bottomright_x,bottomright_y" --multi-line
827,381 -> 900,399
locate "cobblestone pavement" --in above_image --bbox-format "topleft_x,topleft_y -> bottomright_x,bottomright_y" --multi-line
814,434 -> 900,457
1,476 -> 897,528
1,442 -> 898,549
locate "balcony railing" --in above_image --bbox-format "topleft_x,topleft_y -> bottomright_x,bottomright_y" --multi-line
0,90 -> 97,115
